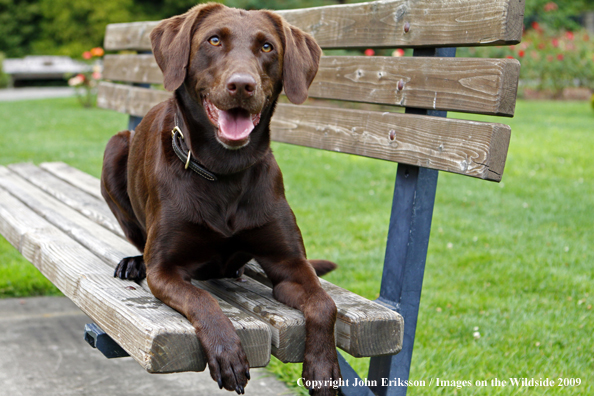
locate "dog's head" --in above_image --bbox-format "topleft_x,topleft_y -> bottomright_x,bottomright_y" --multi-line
150,3 -> 321,150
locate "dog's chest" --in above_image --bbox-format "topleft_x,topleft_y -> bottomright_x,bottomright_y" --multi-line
169,177 -> 273,238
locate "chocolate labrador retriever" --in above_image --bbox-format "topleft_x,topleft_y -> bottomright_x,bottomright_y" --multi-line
101,3 -> 340,395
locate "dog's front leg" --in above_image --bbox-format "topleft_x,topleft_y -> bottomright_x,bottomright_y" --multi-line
257,255 -> 341,396
146,264 -> 250,393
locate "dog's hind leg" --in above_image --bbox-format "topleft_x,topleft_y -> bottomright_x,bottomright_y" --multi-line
101,130 -> 147,281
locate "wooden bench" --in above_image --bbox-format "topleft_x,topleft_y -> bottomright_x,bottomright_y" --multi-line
0,0 -> 524,394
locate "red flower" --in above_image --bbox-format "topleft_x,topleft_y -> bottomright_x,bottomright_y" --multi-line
518,50 -> 525,58
552,38 -> 559,48
565,31 -> 574,40
543,1 -> 558,12
532,21 -> 543,33
393,48 -> 405,57
364,49 -> 375,56
90,47 -> 105,57
557,54 -> 564,61
507,55 -> 515,59
538,43 -> 546,50
82,51 -> 92,60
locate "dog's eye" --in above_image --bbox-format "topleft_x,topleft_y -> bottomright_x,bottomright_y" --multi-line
209,36 -> 221,46
262,43 -> 273,53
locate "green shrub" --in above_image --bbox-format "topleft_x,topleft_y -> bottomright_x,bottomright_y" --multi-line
459,27 -> 594,96
0,52 -> 10,88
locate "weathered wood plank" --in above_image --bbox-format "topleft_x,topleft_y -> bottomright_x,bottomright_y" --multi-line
272,104 -> 510,182
102,54 -> 163,85
0,166 -> 271,370
196,277 -> 306,363
102,55 -> 520,116
311,57 -> 520,117
75,274 -> 207,373
97,82 -> 510,181
103,0 -> 524,51
277,0 -> 525,49
9,163 -> 125,238
25,161 -> 404,358
243,261 -> 403,357
0,165 -> 139,264
0,165 -> 305,361
40,162 -> 103,200
97,81 -> 170,119
0,189 -> 98,299
0,187 -> 208,372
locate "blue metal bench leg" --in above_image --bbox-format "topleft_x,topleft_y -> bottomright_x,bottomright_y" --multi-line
128,115 -> 144,131
338,351 -> 375,396
366,47 -> 457,396
84,323 -> 130,358
368,165 -> 438,396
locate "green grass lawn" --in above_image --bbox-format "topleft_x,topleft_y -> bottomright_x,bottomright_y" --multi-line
0,97 -> 592,394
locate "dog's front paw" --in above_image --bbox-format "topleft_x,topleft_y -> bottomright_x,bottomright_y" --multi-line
114,255 -> 146,281
201,329 -> 250,394
302,350 -> 341,396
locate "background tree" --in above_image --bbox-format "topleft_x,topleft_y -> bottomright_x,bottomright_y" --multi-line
0,0 -> 592,59
0,0 -> 43,58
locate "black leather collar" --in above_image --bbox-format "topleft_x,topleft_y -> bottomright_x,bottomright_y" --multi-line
171,124 -> 217,182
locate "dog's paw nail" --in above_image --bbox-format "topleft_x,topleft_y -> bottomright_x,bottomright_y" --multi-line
235,385 -> 241,394
309,388 -> 314,396
218,378 -> 223,389
245,369 -> 250,380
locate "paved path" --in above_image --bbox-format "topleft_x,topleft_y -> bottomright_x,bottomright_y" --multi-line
0,87 -> 75,101
0,297 -> 292,396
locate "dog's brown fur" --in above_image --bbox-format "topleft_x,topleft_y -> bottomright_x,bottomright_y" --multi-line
101,3 -> 340,394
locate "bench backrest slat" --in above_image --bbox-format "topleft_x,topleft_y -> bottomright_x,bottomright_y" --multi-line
104,0 -> 524,51
98,82 -> 509,182
102,55 -> 520,117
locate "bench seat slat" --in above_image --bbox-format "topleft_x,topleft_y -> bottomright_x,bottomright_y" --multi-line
9,163 -> 124,238
2,162 -> 404,359
97,82 -> 510,181
0,166 -> 272,371
243,262 -> 404,358
103,0 -> 524,51
102,54 -> 520,117
40,162 -> 103,200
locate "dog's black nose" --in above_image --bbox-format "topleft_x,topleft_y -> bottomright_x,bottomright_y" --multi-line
226,73 -> 256,97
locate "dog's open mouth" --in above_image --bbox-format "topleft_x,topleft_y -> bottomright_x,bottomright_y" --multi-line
203,98 -> 262,149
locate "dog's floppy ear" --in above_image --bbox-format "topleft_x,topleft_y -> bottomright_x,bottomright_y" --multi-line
150,3 -> 223,91
282,23 -> 322,104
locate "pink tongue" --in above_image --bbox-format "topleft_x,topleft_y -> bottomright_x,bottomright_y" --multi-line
218,108 -> 254,141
